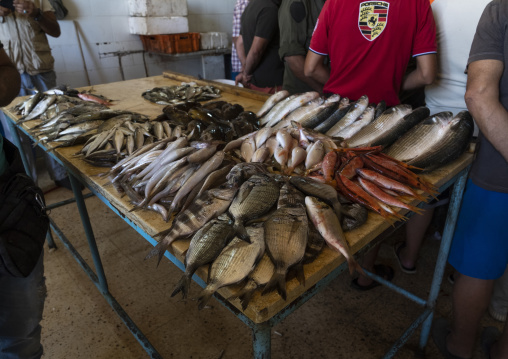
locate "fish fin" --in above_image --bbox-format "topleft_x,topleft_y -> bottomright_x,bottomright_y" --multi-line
262,268 -> 287,300
144,234 -> 174,266
239,289 -> 255,311
234,221 -> 251,243
350,259 -> 366,276
197,288 -> 214,310
171,274 -> 191,299
294,262 -> 306,286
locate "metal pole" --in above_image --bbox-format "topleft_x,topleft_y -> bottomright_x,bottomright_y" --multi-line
418,166 -> 470,349
252,323 -> 271,359
68,173 -> 109,293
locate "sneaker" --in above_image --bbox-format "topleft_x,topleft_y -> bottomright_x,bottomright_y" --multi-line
488,305 -> 507,322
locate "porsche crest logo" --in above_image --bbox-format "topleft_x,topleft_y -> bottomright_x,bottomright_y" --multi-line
359,1 -> 389,41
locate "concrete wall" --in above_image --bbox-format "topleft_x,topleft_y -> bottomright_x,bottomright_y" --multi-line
48,0 -> 236,88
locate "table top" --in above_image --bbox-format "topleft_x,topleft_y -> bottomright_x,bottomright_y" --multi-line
3,72 -> 474,324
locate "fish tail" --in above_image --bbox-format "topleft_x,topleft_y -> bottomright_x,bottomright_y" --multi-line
144,234 -> 173,266
350,259 -> 366,276
197,288 -> 214,310
234,221 -> 251,243
262,268 -> 287,300
239,289 -> 255,311
171,274 -> 191,299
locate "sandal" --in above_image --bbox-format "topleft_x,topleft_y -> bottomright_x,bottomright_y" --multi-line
431,317 -> 470,359
351,264 -> 394,291
481,326 -> 501,359
394,242 -> 417,274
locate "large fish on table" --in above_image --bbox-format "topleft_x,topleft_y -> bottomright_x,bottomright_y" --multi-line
325,95 -> 369,137
145,185 -> 238,266
197,223 -> 265,310
305,196 -> 364,276
228,173 -> 279,241
171,214 -> 236,299
256,90 -> 290,118
345,105 -> 425,148
384,110 -> 474,172
263,183 -> 308,300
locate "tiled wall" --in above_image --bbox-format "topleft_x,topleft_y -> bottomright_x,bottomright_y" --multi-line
48,0 -> 235,88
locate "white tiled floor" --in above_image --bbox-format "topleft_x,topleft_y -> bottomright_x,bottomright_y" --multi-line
37,166 -> 503,359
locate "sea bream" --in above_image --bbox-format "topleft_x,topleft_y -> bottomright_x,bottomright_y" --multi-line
384,110 -> 474,172
171,214 -> 236,299
197,223 -> 265,310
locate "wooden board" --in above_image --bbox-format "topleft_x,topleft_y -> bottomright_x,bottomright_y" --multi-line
2,74 -> 474,324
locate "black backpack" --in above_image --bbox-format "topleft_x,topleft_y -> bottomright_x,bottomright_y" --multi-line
0,138 -> 49,277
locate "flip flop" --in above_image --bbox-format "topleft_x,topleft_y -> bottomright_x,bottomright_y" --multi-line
481,326 -> 501,359
350,264 -> 394,291
393,242 -> 417,274
431,317 -> 469,359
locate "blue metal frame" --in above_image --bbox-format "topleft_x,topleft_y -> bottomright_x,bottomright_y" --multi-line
4,110 -> 470,359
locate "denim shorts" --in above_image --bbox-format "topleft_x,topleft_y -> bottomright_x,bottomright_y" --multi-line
448,179 -> 508,280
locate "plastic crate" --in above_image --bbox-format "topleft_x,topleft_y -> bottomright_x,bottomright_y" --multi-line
140,33 -> 200,54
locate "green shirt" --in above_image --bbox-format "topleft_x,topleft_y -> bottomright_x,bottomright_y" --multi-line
278,0 -> 326,94
0,134 -> 7,176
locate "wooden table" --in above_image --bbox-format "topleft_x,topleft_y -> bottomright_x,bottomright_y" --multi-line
2,72 -> 473,358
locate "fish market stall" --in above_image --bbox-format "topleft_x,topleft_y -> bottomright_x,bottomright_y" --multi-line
2,72 -> 474,358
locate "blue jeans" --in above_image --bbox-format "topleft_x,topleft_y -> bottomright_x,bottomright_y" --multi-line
0,252 -> 46,359
0,71 -> 67,182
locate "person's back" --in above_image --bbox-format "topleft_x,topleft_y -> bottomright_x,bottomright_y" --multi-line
240,0 -> 284,89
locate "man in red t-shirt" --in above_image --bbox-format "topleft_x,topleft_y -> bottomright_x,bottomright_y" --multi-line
304,0 -> 437,107
304,0 -> 437,289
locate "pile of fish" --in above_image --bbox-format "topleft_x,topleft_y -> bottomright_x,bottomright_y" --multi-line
142,162 -> 367,309
142,82 -> 222,105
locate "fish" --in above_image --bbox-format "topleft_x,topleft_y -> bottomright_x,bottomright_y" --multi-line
228,173 -> 279,241
272,97 -> 325,130
298,100 -> 341,129
171,214 -> 236,299
19,94 -> 57,122
263,184 -> 308,300
304,222 -> 325,264
325,95 -> 369,137
313,99 -> 352,134
197,223 -> 265,310
256,90 -> 290,118
289,176 -> 343,220
263,91 -> 321,127
145,185 -> 239,265
345,105 -> 423,148
304,196 -> 364,275
384,110 -> 474,172
341,203 -> 368,232
22,92 -> 44,116
77,92 -> 112,106
334,105 -> 375,140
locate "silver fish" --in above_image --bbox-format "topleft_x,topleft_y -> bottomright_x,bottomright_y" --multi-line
265,91 -> 321,127
256,90 -> 290,118
197,224 -> 265,310
289,176 -> 343,220
325,95 -> 369,136
228,173 -> 279,241
385,110 -> 474,172
334,105 -> 375,140
171,214 -> 236,299
20,94 -> 57,122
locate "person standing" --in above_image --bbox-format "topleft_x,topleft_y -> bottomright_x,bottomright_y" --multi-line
430,1 -> 508,357
278,0 -> 326,94
0,0 -> 71,188
235,0 -> 284,93
304,0 -> 437,289
231,0 -> 250,81
0,39 -> 49,359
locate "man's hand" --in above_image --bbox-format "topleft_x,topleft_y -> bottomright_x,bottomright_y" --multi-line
0,5 -> 12,16
235,71 -> 252,87
13,0 -> 36,17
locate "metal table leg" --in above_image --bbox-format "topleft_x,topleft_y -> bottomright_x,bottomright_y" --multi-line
418,166 -> 470,350
253,323 -> 271,359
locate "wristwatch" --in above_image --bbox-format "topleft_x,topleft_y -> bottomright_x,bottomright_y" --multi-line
33,8 -> 43,22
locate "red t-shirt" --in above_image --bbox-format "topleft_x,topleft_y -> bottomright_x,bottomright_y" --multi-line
309,0 -> 437,106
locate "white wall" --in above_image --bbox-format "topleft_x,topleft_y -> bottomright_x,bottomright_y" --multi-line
48,0 -> 236,88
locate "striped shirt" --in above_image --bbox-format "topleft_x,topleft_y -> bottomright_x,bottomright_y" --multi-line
232,0 -> 250,72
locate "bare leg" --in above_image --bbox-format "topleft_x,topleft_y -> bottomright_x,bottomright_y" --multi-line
399,208 -> 435,269
447,273 -> 494,358
356,244 -> 380,286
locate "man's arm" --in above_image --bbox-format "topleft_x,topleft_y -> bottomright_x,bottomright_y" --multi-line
400,53 -> 437,91
236,35 -> 269,86
0,47 -> 21,106
465,59 -> 508,162
234,35 -> 246,68
304,50 -> 330,87
285,55 -> 323,92
13,0 -> 60,38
